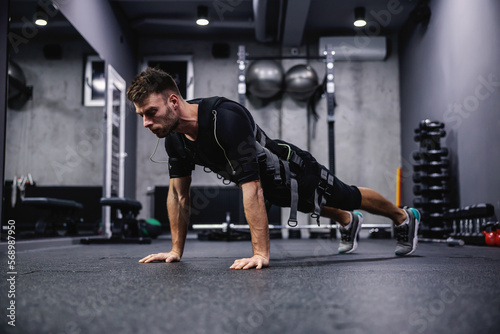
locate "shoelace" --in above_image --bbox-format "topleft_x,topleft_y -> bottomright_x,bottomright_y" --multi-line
395,224 -> 409,242
340,227 -> 352,241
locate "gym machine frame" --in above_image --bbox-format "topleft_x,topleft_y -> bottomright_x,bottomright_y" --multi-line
192,221 -> 397,237
81,65 -> 150,244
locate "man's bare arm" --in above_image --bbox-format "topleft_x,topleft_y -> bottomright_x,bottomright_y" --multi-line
230,180 -> 270,270
139,176 -> 191,263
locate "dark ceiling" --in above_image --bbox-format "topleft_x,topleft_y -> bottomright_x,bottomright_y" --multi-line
8,0 -> 421,46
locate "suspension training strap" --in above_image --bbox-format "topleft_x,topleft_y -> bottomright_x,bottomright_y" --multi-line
312,168 -> 334,226
288,177 -> 299,227
255,125 -> 302,227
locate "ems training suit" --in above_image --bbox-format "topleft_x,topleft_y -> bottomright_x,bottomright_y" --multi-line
165,97 -> 362,218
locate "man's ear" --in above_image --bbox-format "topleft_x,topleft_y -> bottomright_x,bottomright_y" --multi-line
168,93 -> 179,108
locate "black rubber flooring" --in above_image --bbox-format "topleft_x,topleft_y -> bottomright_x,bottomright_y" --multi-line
1,236 -> 499,334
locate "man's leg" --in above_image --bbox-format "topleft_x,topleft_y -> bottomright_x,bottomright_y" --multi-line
319,187 -> 420,256
320,206 -> 350,225
319,187 -> 405,225
357,187 -> 421,255
320,206 -> 363,254
357,187 -> 406,224
320,206 -> 363,253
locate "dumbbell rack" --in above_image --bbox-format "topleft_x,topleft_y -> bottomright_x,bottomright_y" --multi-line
445,203 -> 496,245
412,120 -> 451,238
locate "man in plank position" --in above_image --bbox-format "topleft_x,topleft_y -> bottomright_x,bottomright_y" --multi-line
127,67 -> 420,270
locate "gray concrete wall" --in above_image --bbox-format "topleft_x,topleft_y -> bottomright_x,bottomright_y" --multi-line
4,37 -> 104,186
399,0 -> 500,217
135,38 -> 402,226
57,0 -> 138,199
329,42 -> 402,226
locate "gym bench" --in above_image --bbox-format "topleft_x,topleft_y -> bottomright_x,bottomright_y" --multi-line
81,197 -> 151,244
21,197 -> 84,236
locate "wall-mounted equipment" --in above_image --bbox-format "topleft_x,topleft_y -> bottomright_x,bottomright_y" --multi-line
7,60 -> 33,110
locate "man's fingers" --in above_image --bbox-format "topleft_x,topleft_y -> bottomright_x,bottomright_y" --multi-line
139,253 -> 173,263
230,259 -> 247,270
139,255 -> 153,263
242,262 -> 254,270
256,260 -> 263,270
230,258 -> 262,270
229,260 -> 241,270
242,259 -> 257,270
140,255 -> 158,263
165,255 -> 179,263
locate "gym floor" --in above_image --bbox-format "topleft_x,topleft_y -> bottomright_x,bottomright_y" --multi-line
1,235 -> 499,334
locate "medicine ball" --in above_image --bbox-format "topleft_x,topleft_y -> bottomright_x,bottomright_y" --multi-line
284,64 -> 319,102
245,60 -> 284,99
140,218 -> 162,238
8,60 -> 32,110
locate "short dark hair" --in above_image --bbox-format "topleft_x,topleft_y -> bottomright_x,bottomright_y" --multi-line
126,67 -> 181,105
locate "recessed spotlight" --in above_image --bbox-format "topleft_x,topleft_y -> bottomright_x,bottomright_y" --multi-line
354,7 -> 367,27
196,6 -> 209,26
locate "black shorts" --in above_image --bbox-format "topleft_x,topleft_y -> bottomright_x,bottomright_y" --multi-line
260,142 -> 362,213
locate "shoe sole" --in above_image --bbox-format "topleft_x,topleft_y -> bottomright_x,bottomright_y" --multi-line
396,208 -> 420,256
340,212 -> 363,254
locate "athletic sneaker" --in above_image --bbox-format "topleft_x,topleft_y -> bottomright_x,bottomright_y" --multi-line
395,208 -> 420,256
338,211 -> 363,254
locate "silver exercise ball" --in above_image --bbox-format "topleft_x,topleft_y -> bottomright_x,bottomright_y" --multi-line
245,60 -> 284,99
284,64 -> 319,102
8,60 -> 26,100
8,60 -> 31,110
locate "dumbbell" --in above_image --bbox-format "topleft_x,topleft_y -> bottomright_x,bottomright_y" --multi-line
413,148 -> 448,161
470,203 -> 495,241
428,212 -> 446,228
452,206 -> 472,238
413,172 -> 450,183
414,129 -> 446,142
413,159 -> 449,172
445,208 -> 459,237
469,203 -> 495,219
418,119 -> 445,130
413,197 -> 451,210
455,207 -> 466,237
460,206 -> 473,240
460,205 -> 483,243
419,237 -> 464,247
413,184 -> 450,196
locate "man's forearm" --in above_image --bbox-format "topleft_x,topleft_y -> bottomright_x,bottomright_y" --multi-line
167,193 -> 189,257
240,180 -> 270,259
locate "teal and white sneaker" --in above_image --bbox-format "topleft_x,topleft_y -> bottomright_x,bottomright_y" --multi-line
395,208 -> 420,256
338,211 -> 363,254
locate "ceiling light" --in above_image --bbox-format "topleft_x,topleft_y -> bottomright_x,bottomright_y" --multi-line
354,7 -> 367,27
196,6 -> 209,26
34,6 -> 48,26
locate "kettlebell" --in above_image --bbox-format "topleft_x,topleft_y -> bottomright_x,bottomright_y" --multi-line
495,223 -> 500,247
482,230 -> 496,246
